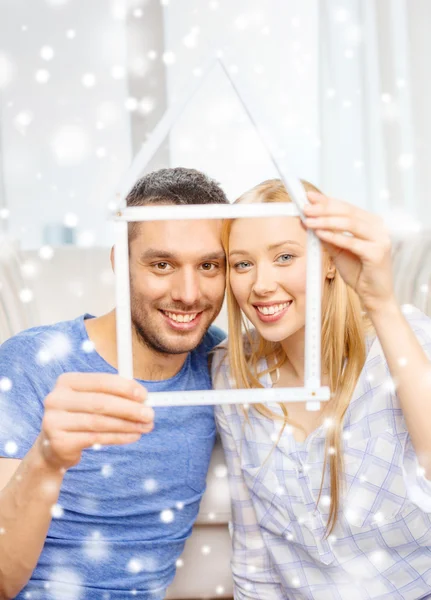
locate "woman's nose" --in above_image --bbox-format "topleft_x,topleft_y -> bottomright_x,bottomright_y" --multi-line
251,268 -> 277,296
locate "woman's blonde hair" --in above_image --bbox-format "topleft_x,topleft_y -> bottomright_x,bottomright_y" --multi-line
222,178 -> 370,534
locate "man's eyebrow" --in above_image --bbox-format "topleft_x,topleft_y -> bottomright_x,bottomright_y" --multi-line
229,240 -> 303,256
139,249 -> 226,261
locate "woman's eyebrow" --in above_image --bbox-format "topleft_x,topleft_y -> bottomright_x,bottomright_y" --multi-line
230,240 -> 302,256
268,240 -> 303,250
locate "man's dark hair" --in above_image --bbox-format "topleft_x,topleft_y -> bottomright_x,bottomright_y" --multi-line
126,167 -> 229,241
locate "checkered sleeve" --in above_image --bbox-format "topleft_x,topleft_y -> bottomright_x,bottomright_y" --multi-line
399,309 -> 431,512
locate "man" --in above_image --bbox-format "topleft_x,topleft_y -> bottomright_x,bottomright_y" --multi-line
0,168 -> 228,600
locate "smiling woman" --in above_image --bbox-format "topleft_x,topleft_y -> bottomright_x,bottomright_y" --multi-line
214,177 -> 431,599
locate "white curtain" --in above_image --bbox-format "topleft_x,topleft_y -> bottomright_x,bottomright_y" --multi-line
318,0 -> 431,229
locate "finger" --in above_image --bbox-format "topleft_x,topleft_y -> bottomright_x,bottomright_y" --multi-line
314,229 -> 369,257
55,411 -> 154,434
61,431 -> 144,448
305,191 -> 372,222
46,390 -> 154,424
56,372 -> 147,403
305,216 -> 379,242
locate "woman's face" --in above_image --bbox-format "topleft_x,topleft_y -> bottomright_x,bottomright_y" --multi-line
228,215 -> 310,343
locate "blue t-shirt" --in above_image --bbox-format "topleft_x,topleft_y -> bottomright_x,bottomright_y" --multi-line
0,314 -> 225,600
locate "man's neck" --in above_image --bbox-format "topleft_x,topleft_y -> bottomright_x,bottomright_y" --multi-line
84,310 -> 189,381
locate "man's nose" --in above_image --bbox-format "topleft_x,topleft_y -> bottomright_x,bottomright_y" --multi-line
171,269 -> 202,306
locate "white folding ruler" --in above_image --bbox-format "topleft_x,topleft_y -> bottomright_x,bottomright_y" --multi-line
112,58 -> 330,411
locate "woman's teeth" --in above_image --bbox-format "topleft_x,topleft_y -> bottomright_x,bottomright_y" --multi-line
164,311 -> 198,323
256,301 -> 291,316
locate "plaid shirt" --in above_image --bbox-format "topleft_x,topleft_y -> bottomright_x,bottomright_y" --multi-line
213,306 -> 431,600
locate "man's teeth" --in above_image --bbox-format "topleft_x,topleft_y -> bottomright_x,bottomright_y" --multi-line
165,311 -> 198,323
256,302 -> 291,316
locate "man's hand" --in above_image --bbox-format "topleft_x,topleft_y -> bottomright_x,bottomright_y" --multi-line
37,373 -> 154,471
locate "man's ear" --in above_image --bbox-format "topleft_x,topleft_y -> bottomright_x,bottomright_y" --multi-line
110,246 -> 115,272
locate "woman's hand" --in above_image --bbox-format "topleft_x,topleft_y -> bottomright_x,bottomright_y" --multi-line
303,191 -> 395,314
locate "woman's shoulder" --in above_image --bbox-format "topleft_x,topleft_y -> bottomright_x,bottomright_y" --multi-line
210,330 -> 263,390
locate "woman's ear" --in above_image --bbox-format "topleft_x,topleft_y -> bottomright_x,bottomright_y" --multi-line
326,260 -> 336,280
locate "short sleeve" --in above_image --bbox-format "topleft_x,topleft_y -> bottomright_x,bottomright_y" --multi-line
0,333 -> 58,459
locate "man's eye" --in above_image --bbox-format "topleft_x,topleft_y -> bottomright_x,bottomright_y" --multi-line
201,262 -> 216,271
154,262 -> 170,270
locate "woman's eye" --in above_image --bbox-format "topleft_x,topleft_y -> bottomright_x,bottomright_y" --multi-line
233,261 -> 251,270
277,254 -> 294,263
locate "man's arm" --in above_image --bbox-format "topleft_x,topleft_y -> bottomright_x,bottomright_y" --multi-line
0,372 -> 154,599
0,445 -> 64,599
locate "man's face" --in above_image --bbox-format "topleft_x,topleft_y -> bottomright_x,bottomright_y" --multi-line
126,217 -> 226,355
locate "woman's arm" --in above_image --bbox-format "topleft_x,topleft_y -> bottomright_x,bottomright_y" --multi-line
367,301 -> 431,476
303,192 -> 431,477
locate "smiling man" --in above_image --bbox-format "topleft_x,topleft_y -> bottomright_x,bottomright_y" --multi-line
0,168 -> 228,600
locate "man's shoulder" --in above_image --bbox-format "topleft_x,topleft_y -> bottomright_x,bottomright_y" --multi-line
197,325 -> 226,355
0,314 -> 88,361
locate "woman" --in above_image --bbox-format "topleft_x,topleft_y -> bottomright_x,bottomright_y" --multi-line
213,179 -> 431,599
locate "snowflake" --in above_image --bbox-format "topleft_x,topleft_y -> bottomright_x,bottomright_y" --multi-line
0,377 -> 12,392
19,289 -> 34,303
48,567 -> 83,600
125,97 -> 138,111
162,52 -> 176,66
83,530 -> 110,561
37,333 -> 72,364
398,153 -> 414,170
160,509 -> 174,524
127,558 -> 144,574
176,558 -> 184,568
214,464 -> 227,478
215,585 -> 225,595
101,464 -> 113,478
35,69 -> 50,83
201,545 -> 211,555
111,65 -> 125,80
175,501 -> 184,510
40,46 -> 54,61
66,29 -> 76,39
64,212 -> 79,228
320,495 -> 331,507
51,504 -> 64,518
82,73 -> 96,88
143,478 -> 158,493
82,340 -> 95,353
4,441 -> 18,456
51,125 -> 91,165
